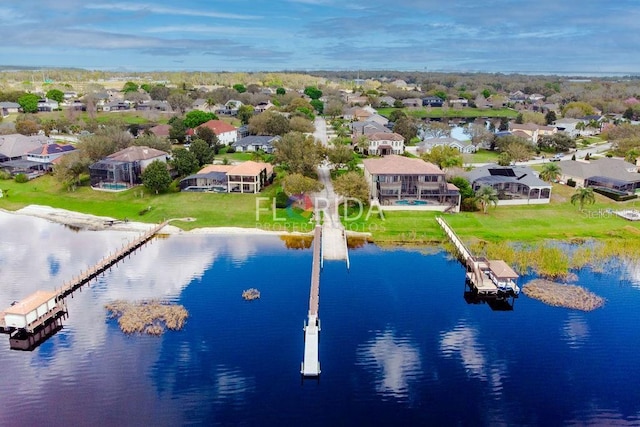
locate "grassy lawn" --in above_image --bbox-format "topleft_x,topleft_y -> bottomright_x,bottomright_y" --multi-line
377,107 -> 518,119
464,149 -> 501,164
28,110 -> 169,126
342,183 -> 640,244
2,175 -> 640,246
0,175 -> 312,232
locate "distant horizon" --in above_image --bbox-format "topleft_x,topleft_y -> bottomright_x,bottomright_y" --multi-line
1,1 -> 638,75
1,65 -> 639,80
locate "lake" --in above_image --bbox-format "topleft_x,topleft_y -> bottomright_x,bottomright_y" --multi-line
1,212 -> 639,426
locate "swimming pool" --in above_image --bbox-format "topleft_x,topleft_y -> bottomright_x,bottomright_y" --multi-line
394,199 -> 428,205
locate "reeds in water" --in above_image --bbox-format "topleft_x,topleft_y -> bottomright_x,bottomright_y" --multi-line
105,300 -> 189,336
522,279 -> 605,311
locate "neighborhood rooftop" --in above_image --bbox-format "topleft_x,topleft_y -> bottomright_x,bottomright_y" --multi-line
362,154 -> 443,175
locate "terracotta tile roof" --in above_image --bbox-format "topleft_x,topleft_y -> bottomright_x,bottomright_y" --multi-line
229,161 -> 269,176
363,155 -> 443,175
197,165 -> 234,174
196,120 -> 238,135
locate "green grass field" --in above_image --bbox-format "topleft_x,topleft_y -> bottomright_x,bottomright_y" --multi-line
0,175 -> 312,232
2,175 -> 639,246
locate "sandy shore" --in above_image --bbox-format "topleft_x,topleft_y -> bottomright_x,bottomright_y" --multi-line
7,205 -> 294,236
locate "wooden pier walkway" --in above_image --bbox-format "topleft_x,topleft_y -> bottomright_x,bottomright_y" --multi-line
301,225 -> 322,377
436,217 -> 520,298
56,220 -> 169,301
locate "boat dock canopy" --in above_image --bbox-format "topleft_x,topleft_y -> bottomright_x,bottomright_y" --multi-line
488,260 -> 519,279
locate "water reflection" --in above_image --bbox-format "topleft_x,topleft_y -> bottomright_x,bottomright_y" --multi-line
356,329 -> 421,400
440,323 -> 487,380
562,313 -> 590,349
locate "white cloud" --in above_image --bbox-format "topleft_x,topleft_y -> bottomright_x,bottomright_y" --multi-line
85,3 -> 261,20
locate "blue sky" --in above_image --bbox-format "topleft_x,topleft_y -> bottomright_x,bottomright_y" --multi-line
1,1 -> 639,73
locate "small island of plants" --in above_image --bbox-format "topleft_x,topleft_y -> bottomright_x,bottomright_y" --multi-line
242,288 -> 261,300
522,279 -> 605,311
105,300 -> 189,336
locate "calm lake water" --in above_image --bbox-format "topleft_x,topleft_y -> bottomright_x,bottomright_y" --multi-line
1,212 -> 640,426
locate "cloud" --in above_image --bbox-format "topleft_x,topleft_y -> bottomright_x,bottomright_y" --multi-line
85,3 -> 261,20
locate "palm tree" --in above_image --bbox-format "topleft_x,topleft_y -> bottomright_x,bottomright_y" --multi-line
571,187 -> 596,210
539,162 -> 562,182
474,185 -> 499,214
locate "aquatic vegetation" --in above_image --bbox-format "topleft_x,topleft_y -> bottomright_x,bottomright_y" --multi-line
523,279 -> 605,311
105,300 -> 188,336
242,288 -> 261,300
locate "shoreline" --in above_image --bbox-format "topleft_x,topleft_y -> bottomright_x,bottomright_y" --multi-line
4,204 -> 371,239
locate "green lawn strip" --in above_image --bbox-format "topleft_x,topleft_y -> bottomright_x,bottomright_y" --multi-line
0,175 -> 311,232
465,149 -> 501,164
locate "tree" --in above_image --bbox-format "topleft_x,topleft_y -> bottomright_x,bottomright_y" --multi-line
276,87 -> 286,95
393,116 -> 418,143
171,147 -> 199,176
273,132 -> 325,176
189,138 -> 215,167
167,93 -> 192,114
53,151 -> 91,187
77,125 -> 133,162
625,148 -> 640,164
282,173 -> 323,196
310,99 -> 324,114
15,117 -> 40,135
169,118 -> 188,144
289,116 -> 315,133
18,93 -> 40,113
421,146 -> 462,169
184,110 -> 216,129
122,81 -> 139,93
233,84 -> 247,93
325,99 -> 344,118
237,105 -> 254,125
545,110 -> 557,125
46,89 -> 64,103
333,171 -> 369,204
571,187 -> 595,210
422,122 -> 451,139
450,176 -> 476,211
515,113 -> 524,124
388,109 -> 406,123
497,152 -> 512,166
304,86 -> 322,100
195,126 -> 219,149
465,123 -> 494,148
327,144 -> 354,169
504,141 -> 533,162
498,117 -> 509,131
150,85 -> 170,101
142,160 -> 172,194
474,185 -> 499,214
249,110 -> 290,136
539,162 -> 562,182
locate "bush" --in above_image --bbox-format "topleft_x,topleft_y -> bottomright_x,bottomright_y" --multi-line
14,173 -> 28,183
226,146 -> 236,153
567,179 -> 576,187
275,191 -> 289,208
0,170 -> 11,180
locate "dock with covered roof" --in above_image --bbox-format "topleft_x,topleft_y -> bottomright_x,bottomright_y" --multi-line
0,220 -> 170,348
437,217 -> 520,298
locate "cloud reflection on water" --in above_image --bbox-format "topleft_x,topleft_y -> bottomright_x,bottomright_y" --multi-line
356,329 -> 422,400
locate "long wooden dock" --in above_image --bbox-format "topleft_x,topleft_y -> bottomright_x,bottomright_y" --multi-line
56,221 -> 169,301
1,221 -> 169,346
301,225 -> 322,377
436,217 -> 520,298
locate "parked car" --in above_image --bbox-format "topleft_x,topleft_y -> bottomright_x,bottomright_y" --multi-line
550,154 -> 563,161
